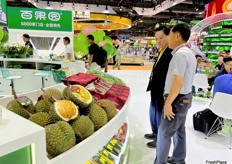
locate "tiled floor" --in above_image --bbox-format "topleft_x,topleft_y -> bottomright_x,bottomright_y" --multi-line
108,70 -> 232,164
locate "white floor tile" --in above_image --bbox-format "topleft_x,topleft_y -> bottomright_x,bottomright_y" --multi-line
109,70 -> 232,164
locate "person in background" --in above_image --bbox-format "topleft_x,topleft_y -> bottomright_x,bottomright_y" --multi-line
190,42 -> 205,58
192,55 -> 202,95
23,34 -> 33,48
112,36 -> 120,65
63,37 -> 74,60
145,26 -> 173,149
87,35 -> 100,66
23,34 -> 33,56
87,35 -> 107,70
213,71 -> 232,97
113,46 -> 122,70
215,56 -> 232,79
214,55 -> 224,71
196,54 -> 202,65
154,24 -> 196,164
206,56 -> 224,97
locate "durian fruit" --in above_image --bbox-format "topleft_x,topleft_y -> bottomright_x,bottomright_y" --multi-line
28,112 -> 51,127
67,85 -> 93,108
50,100 -> 79,122
42,88 -> 64,103
6,100 -> 32,118
25,103 -> 36,114
35,100 -> 52,113
62,86 -> 69,99
96,99 -> 118,121
88,103 -> 108,130
71,116 -> 94,141
45,121 -> 76,157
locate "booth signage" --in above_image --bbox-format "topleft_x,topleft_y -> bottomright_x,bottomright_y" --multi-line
7,7 -> 72,32
204,0 -> 232,18
0,0 -> 7,26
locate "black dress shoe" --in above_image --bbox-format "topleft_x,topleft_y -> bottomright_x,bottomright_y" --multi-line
167,156 -> 185,164
146,139 -> 156,149
144,133 -> 156,140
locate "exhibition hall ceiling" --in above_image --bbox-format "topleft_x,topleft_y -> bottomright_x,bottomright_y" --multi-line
7,0 -> 214,36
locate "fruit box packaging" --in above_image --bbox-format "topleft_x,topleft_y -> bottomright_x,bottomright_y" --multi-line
62,73 -> 98,86
88,79 -> 114,100
105,83 -> 130,110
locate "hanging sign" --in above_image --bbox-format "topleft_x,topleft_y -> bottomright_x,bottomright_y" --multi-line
7,7 -> 72,32
205,0 -> 232,18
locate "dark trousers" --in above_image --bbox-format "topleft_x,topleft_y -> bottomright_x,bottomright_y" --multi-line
154,93 -> 192,164
149,94 -> 163,135
113,55 -> 116,65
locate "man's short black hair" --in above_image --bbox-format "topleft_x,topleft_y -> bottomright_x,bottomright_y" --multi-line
23,34 -> 30,39
223,56 -> 232,63
171,23 -> 191,42
154,25 -> 170,36
196,55 -> 202,58
111,36 -> 117,40
63,37 -> 70,43
87,34 -> 94,41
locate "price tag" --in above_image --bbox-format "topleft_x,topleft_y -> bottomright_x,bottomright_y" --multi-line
107,144 -> 113,151
103,150 -> 109,156
17,96 -> 31,107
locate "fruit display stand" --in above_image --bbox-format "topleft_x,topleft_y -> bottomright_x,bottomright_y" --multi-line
203,21 -> 232,65
0,58 -> 86,93
87,120 -> 130,164
0,84 -> 130,164
0,107 -> 47,164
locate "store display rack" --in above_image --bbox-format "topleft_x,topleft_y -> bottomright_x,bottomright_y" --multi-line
88,120 -> 130,164
203,21 -> 232,65
0,84 -> 130,164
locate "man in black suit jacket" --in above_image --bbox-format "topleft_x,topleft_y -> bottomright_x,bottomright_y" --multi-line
145,26 -> 173,148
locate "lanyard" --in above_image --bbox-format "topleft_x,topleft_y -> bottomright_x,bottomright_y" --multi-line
155,47 -> 167,67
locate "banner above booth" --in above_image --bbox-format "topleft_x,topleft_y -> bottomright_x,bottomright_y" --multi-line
204,0 -> 232,18
7,7 -> 72,32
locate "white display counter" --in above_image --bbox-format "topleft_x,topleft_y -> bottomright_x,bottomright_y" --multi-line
0,107 -> 47,164
0,58 -> 86,94
0,84 -> 130,164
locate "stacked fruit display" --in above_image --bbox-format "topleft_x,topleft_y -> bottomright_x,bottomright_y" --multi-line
6,85 -> 119,157
87,70 -> 126,86
86,123 -> 128,164
203,21 -> 232,65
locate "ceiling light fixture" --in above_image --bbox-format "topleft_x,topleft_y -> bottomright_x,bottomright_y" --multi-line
86,4 -> 89,10
47,1 -> 50,6
105,5 -> 108,10
72,2 -> 75,8
120,6 -> 123,11
130,8 -> 133,12
195,8 -> 199,11
60,2 -> 63,7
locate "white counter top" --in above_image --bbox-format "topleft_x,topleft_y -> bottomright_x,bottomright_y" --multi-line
0,58 -> 64,64
0,108 -> 47,164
